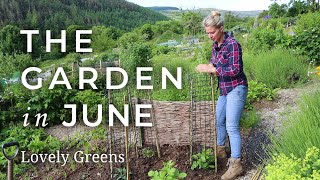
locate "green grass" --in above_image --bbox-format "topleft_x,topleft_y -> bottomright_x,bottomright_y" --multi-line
243,48 -> 308,89
240,109 -> 261,129
267,90 -> 320,158
151,52 -> 196,101
151,51 -> 217,101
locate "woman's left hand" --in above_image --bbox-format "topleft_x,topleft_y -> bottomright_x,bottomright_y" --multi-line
196,64 -> 216,73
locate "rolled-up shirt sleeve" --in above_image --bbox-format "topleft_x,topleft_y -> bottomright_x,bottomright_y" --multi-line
215,42 -> 242,77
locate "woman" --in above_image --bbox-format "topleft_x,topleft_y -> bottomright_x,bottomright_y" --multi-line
196,11 -> 248,180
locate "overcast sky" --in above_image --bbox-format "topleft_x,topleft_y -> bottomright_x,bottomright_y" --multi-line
126,0 -> 290,11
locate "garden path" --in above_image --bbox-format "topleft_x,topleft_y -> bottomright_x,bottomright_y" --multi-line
237,79 -> 320,180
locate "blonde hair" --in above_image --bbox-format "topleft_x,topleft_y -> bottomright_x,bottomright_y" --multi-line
202,11 -> 224,28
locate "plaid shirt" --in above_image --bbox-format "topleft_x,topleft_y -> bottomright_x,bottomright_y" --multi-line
210,32 -> 248,96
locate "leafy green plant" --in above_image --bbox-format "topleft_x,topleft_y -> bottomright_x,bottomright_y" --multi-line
265,147 -> 320,179
28,135 -> 47,154
191,149 -> 215,170
0,83 -> 32,127
113,168 -> 128,180
0,126 -> 61,173
33,135 -> 61,155
75,90 -> 103,120
245,81 -> 278,110
24,81 -> 78,125
148,160 -> 187,180
142,148 -> 155,158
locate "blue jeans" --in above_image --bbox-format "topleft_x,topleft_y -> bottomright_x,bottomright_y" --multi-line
216,85 -> 248,158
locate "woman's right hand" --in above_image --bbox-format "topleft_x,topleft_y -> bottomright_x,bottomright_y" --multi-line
196,64 -> 216,73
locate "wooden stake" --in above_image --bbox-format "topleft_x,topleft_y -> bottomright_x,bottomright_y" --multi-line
124,117 -> 130,180
211,75 -> 218,173
71,62 -> 74,78
128,87 -> 139,157
189,77 -> 194,164
108,89 -> 113,179
123,95 -> 131,180
148,90 -> 160,158
100,60 -> 102,75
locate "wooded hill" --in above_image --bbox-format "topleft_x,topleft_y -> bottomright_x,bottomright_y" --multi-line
148,7 -> 180,11
0,0 -> 169,32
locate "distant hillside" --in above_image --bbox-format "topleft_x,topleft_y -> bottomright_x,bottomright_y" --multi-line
157,7 -> 262,20
198,8 -> 262,18
0,0 -> 169,32
148,6 -> 180,11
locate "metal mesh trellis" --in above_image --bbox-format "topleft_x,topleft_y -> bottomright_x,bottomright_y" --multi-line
105,73 -> 160,179
130,88 -> 160,155
189,73 -> 218,172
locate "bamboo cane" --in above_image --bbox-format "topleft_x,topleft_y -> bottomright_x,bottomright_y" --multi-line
148,90 -> 161,158
128,87 -> 139,157
189,76 -> 194,164
123,95 -> 130,180
125,126 -> 130,180
211,75 -> 218,173
108,89 -> 113,179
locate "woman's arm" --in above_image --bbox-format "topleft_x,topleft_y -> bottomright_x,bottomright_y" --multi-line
196,63 -> 216,73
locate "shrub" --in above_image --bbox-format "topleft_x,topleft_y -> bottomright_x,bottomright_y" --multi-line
245,81 -> 278,110
265,147 -> 320,179
0,53 -> 36,78
243,48 -> 308,89
247,19 -> 291,53
25,82 -> 78,125
291,12 -> 320,63
75,90 -> 103,120
148,160 -> 187,180
294,12 -> 320,35
0,83 -> 32,126
120,43 -> 152,83
152,46 -> 175,56
292,28 -> 320,63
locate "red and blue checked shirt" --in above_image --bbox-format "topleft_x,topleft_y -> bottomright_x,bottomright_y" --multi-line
210,32 -> 248,96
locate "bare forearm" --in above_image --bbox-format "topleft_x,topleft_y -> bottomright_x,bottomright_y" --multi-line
196,64 -> 216,73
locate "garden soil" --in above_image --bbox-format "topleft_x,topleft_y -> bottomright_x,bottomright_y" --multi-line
20,80 -> 320,180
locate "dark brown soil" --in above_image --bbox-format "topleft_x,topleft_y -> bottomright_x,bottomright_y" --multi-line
129,145 -> 230,180
20,129 -> 251,180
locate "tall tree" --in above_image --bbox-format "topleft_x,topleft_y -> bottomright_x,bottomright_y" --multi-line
0,25 -> 26,55
269,2 -> 287,18
182,12 -> 202,36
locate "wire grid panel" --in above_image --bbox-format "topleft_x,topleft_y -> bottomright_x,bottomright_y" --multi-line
106,87 -> 142,178
189,73 -> 217,151
130,89 -> 157,148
